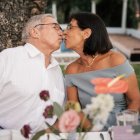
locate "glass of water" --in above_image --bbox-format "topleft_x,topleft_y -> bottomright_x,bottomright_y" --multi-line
116,109 -> 139,126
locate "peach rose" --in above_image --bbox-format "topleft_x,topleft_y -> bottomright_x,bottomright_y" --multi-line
58,110 -> 80,133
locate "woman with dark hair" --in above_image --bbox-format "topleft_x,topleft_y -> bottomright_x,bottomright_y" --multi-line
64,12 -> 140,130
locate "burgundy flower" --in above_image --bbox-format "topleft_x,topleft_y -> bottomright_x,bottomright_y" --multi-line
43,105 -> 53,118
21,124 -> 31,138
39,90 -> 50,101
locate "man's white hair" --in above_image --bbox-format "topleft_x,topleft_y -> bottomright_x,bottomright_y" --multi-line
22,14 -> 54,42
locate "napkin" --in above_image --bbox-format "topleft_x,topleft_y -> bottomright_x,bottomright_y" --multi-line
112,125 -> 140,140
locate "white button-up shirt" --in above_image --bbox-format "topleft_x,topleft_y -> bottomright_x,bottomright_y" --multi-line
0,43 -> 65,133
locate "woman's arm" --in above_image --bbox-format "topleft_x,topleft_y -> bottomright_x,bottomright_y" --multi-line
66,85 -> 92,131
66,86 -> 79,101
125,73 -> 140,111
65,62 -> 80,102
110,51 -> 140,111
65,62 -> 92,131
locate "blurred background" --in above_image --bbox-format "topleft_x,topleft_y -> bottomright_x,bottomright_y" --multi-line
0,0 -> 140,50
0,0 -> 140,86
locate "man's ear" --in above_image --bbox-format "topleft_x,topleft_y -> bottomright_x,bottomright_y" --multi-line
83,28 -> 92,39
29,28 -> 40,39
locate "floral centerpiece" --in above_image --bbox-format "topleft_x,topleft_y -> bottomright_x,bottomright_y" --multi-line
21,75 -> 128,140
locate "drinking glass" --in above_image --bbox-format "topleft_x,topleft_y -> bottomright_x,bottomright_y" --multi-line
116,109 -> 139,126
116,112 -> 125,126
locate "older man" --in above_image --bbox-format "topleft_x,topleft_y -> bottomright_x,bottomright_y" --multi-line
0,14 -> 65,135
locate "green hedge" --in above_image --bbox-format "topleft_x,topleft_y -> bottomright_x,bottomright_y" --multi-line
132,64 -> 140,88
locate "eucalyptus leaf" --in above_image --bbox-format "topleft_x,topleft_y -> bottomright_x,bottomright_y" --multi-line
31,130 -> 46,140
53,102 -> 64,118
45,122 -> 60,136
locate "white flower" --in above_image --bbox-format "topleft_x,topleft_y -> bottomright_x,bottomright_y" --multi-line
83,94 -> 114,131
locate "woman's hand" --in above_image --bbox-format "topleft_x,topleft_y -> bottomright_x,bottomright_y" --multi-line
78,111 -> 92,131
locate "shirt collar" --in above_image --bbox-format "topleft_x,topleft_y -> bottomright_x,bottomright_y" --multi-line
24,43 -> 59,69
47,57 -> 59,69
24,43 -> 42,57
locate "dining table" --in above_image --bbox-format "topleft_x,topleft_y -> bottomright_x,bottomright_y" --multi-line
1,125 -> 140,140
0,129 -> 112,140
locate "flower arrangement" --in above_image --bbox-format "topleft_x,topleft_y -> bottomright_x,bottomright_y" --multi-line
21,75 -> 128,140
83,94 -> 114,131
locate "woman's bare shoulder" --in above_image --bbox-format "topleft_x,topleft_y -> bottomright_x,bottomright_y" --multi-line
109,50 -> 126,66
65,59 -> 80,74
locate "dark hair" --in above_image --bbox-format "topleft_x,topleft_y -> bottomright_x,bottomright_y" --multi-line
69,12 -> 113,55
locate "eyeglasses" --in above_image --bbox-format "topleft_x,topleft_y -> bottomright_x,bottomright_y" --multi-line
66,24 -> 79,30
34,23 -> 62,31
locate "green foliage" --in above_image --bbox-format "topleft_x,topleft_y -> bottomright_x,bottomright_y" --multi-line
31,130 -> 46,140
47,0 -> 91,23
46,0 -> 138,28
96,0 -> 138,28
132,64 -> 140,88
97,0 -> 122,27
127,0 -> 138,28
53,102 -> 64,118
45,122 -> 60,135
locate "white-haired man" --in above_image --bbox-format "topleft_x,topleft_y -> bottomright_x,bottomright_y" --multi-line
0,14 -> 65,138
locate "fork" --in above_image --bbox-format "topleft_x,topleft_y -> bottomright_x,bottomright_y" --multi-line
108,128 -> 113,140
100,133 -> 105,140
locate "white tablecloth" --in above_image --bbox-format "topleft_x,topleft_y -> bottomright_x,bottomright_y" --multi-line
0,129 -> 111,140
